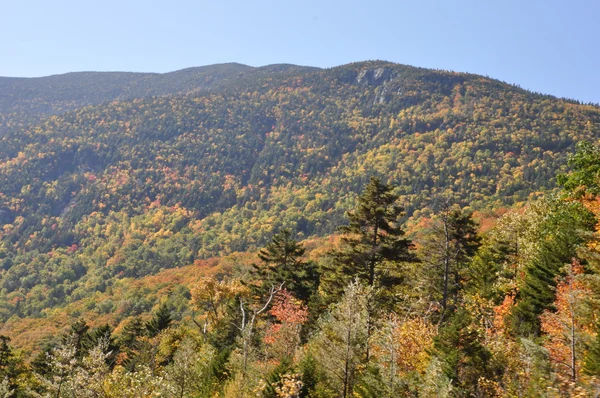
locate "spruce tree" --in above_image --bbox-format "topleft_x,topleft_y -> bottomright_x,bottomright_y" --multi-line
88,324 -> 119,368
254,229 -> 319,302
119,317 -> 146,372
433,308 -> 493,396
146,303 -> 172,337
322,177 -> 416,302
509,199 -> 594,336
0,335 -> 20,395
67,318 -> 91,358
420,204 -> 480,322
584,324 -> 600,376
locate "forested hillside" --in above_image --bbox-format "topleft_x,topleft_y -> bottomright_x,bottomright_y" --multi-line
1,61 -> 600,396
0,63 -> 317,134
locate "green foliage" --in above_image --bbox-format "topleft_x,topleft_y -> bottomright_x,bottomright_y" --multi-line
145,303 -> 172,337
433,308 -> 495,396
88,325 -> 119,368
466,233 -> 514,303
254,229 -> 319,302
261,359 -> 292,398
0,61 -> 599,328
558,141 -> 600,197
312,281 -> 372,398
584,324 -> 600,376
0,61 -> 600,396
298,353 -> 319,398
322,177 -> 416,303
419,204 -> 480,321
509,198 -> 595,336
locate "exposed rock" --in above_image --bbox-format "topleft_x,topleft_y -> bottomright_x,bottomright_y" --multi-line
356,67 -> 393,86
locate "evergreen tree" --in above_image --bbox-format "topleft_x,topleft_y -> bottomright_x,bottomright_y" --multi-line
66,318 -> 91,358
420,203 -> 480,321
146,303 -> 172,337
312,281 -> 372,398
88,324 -> 119,368
466,235 -> 513,304
509,199 -> 595,336
119,317 -> 148,372
119,317 -> 145,349
433,308 -> 494,396
0,337 -> 13,377
0,335 -> 22,396
584,324 -> 600,376
322,177 -> 416,302
31,345 -> 53,377
254,229 -> 319,302
262,359 -> 292,398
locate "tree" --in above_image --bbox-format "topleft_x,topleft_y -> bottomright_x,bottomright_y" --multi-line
254,229 -> 319,302
420,203 -> 480,322
88,325 -> 119,368
32,334 -> 112,398
235,282 -> 284,375
163,337 -> 216,398
509,199 -> 595,336
0,336 -> 23,396
584,326 -> 600,376
371,314 -> 436,397
322,177 -> 416,303
540,260 -> 594,389
557,141 -> 600,197
311,281 -> 372,398
432,308 -> 494,396
67,318 -> 92,358
264,290 -> 309,362
146,302 -> 172,337
190,276 -> 249,340
118,317 -> 145,371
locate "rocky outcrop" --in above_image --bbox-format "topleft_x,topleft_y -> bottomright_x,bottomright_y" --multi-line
356,67 -> 393,86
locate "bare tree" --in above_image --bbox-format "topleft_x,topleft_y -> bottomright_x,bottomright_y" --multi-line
235,282 -> 285,375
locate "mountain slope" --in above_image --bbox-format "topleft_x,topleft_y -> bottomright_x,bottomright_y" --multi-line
0,60 -> 599,326
0,62 -> 319,134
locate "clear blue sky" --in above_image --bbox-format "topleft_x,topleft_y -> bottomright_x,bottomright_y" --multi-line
2,0 -> 599,103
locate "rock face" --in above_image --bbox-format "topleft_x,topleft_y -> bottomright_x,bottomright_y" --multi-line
356,67 -> 393,86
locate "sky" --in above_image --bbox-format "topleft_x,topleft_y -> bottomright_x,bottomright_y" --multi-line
1,0 -> 599,104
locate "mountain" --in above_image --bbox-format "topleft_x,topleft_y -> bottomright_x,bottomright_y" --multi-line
0,62 -> 319,134
0,60 -> 599,341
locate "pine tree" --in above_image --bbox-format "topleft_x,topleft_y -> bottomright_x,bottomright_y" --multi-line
88,324 -> 119,368
67,318 -> 91,358
119,317 -> 146,372
0,335 -> 21,396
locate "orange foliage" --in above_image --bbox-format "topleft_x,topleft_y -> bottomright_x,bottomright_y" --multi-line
264,290 -> 308,360
540,260 -> 595,388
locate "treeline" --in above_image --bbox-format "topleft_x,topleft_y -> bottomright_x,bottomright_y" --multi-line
1,143 -> 600,396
